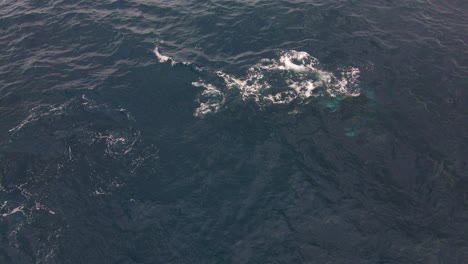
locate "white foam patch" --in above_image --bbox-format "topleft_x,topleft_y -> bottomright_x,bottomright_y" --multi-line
191,50 -> 361,116
95,130 -> 140,158
192,80 -> 225,117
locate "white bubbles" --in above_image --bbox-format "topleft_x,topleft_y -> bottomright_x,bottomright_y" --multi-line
191,50 -> 361,117
192,80 -> 225,117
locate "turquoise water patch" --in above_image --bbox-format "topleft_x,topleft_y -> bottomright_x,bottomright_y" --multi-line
345,127 -> 358,137
324,95 -> 345,112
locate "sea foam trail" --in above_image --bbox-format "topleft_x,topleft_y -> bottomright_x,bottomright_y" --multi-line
152,48 -> 360,117
191,50 -> 361,117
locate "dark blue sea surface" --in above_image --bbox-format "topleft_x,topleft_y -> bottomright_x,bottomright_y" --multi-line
0,0 -> 467,263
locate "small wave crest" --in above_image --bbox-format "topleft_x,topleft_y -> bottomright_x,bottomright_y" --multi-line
153,47 -> 191,66
153,47 -> 172,64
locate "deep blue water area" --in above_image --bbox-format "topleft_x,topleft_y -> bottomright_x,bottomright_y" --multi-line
0,0 -> 467,263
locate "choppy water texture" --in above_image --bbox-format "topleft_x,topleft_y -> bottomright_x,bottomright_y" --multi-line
1,0 -> 468,263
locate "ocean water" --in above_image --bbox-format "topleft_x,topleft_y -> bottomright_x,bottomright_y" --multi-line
0,0 -> 467,263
